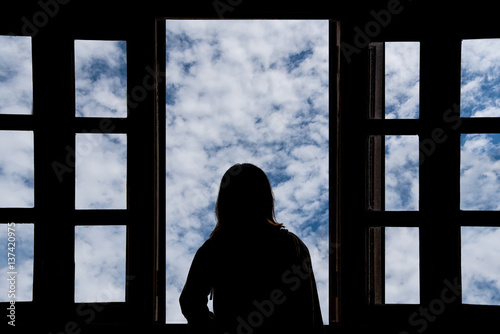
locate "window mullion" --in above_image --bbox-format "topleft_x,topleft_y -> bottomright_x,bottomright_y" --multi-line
418,37 -> 462,310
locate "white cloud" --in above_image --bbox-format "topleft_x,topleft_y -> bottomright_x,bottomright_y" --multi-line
74,40 -> 127,118
385,227 -> 420,304
385,135 -> 419,211
0,36 -> 33,115
385,42 -> 420,119
74,226 -> 127,302
461,134 -> 500,210
462,227 -> 500,305
0,131 -> 34,208
461,39 -> 500,117
165,20 -> 329,323
75,134 -> 127,209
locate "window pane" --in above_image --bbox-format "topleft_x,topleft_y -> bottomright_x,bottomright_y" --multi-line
461,39 -> 500,117
75,225 -> 127,302
0,131 -> 34,208
75,134 -> 127,209
0,36 -> 33,115
461,134 -> 500,210
385,42 -> 420,119
462,227 -> 500,305
0,223 -> 34,302
385,135 -> 419,211
75,40 -> 127,118
385,227 -> 420,304
165,20 -> 329,323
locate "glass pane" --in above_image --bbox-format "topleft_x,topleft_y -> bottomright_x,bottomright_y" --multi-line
0,223 -> 35,302
385,42 -> 420,119
461,39 -> 500,117
0,36 -> 33,115
461,134 -> 500,210
462,227 -> 500,305
75,134 -> 127,209
385,227 -> 420,304
0,131 -> 34,208
165,20 -> 329,323
385,135 -> 419,211
74,40 -> 127,118
75,225 -> 127,302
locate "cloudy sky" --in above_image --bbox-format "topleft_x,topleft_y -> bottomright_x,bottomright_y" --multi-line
74,40 -> 127,118
0,36 -> 32,115
384,42 -> 420,304
73,40 -> 128,302
385,42 -> 420,120
460,39 -> 500,304
75,133 -> 127,210
383,39 -> 500,305
1,32 -> 500,316
74,225 -> 127,302
164,20 -> 329,323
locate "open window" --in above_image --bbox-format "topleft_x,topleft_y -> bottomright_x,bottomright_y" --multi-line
162,19 -> 331,324
367,42 -> 421,305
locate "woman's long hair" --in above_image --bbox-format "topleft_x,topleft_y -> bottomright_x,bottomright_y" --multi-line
210,163 -> 283,238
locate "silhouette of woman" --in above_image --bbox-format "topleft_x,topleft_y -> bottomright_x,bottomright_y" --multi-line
180,163 -> 324,334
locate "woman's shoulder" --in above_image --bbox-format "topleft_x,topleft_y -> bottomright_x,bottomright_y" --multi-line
280,229 -> 310,258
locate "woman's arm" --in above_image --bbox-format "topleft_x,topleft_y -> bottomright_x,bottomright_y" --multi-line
179,242 -> 217,333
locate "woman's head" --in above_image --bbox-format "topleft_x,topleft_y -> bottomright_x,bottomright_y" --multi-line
211,163 -> 282,236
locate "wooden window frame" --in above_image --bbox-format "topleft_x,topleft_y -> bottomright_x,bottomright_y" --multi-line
0,4 -> 338,333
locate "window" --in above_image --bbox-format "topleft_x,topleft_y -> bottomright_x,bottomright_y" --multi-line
360,33 -> 500,330
460,39 -> 500,306
164,19 -> 330,324
72,40 -> 129,308
0,35 -> 35,305
4,1 -> 500,333
367,42 -> 421,305
0,30 -> 136,327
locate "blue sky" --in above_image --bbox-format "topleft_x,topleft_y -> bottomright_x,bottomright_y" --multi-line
1,31 -> 500,315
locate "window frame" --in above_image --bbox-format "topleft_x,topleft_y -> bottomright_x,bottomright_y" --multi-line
0,7 -> 338,333
2,1 -> 500,333
347,31 -> 500,333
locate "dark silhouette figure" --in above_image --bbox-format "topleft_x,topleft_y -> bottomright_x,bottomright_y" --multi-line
180,163 -> 324,334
